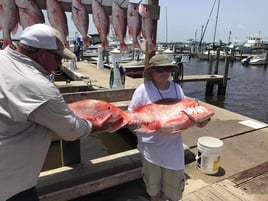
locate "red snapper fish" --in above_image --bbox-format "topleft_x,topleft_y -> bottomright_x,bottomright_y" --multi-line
72,0 -> 90,47
15,0 -> 45,29
111,1 -> 128,52
0,0 -> 19,48
127,3 -> 141,49
46,0 -> 69,47
138,4 -> 156,53
127,99 -> 215,133
68,99 -> 129,133
92,0 -> 110,50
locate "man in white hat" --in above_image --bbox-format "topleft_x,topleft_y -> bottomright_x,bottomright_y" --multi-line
0,24 -> 111,201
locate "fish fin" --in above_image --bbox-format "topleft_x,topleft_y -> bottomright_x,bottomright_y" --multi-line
83,37 -> 91,47
120,42 -> 128,51
135,120 -> 161,133
132,38 -> 141,49
148,43 -> 157,53
3,39 -> 15,49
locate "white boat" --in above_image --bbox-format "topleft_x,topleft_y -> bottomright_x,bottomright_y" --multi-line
241,53 -> 267,65
243,35 -> 268,50
198,50 -> 227,60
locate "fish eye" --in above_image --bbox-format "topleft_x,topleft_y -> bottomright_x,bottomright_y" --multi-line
107,106 -> 111,110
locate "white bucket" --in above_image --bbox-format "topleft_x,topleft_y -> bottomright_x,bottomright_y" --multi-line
196,136 -> 224,174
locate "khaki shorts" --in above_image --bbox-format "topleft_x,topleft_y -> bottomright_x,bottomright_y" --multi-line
141,157 -> 185,201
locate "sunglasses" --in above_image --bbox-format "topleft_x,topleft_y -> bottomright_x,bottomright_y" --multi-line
152,67 -> 173,73
46,50 -> 62,61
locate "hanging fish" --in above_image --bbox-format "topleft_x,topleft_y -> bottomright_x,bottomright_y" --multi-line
92,0 -> 110,50
46,0 -> 69,47
127,2 -> 141,49
111,1 -> 128,52
0,0 -> 19,48
72,0 -> 90,47
138,4 -> 156,53
15,0 -> 45,29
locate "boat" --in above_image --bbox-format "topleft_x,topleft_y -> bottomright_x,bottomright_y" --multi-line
241,35 -> 268,53
241,53 -> 268,65
121,59 -> 145,78
198,50 -> 227,60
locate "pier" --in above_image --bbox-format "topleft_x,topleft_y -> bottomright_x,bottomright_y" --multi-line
36,61 -> 268,201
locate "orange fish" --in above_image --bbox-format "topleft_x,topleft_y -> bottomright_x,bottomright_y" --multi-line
0,0 -> 19,48
72,0 -> 90,47
15,0 -> 44,29
92,0 -> 110,50
68,99 -> 129,133
128,99 -> 214,133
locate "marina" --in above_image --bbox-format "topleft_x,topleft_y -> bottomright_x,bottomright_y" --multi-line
1,0 -> 268,200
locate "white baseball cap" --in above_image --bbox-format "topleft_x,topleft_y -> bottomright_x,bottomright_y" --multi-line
20,23 -> 75,60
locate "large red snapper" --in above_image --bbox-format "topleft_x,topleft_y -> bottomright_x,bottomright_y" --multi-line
15,0 -> 44,29
68,99 -> 129,133
0,0 -> 19,48
92,0 -> 110,50
72,0 -> 90,47
127,99 -> 214,133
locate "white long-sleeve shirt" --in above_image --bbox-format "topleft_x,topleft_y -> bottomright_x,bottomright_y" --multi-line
0,47 -> 92,200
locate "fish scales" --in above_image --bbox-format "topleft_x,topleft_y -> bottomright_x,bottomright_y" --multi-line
138,4 -> 156,53
127,3 -> 141,49
0,0 -> 19,48
92,0 -> 110,50
68,99 -> 129,133
72,0 -> 90,47
111,1 -> 128,51
15,0 -> 44,30
46,0 -> 69,47
127,99 -> 215,133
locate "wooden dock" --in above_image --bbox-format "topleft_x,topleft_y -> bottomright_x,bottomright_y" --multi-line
36,61 -> 268,201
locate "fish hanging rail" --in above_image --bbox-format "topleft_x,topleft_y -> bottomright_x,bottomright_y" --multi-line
35,0 -> 160,20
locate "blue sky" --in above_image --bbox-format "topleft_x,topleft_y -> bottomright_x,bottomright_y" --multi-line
157,0 -> 268,43
2,0 -> 268,44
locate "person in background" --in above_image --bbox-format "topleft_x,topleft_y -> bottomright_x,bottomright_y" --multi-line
128,54 -> 208,201
73,40 -> 80,60
0,23 -> 112,201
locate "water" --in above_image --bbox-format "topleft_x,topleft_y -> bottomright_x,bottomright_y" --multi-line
181,57 -> 268,124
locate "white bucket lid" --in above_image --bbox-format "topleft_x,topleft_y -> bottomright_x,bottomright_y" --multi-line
198,136 -> 223,149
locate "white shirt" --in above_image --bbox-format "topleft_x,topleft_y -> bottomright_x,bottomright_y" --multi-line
0,47 -> 92,200
128,80 -> 185,170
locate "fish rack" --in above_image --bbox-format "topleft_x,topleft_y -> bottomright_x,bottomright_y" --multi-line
35,0 -> 160,20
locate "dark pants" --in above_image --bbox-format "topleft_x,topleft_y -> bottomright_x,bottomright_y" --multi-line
7,187 -> 39,201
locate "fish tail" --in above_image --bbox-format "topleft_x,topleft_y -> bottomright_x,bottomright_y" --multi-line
3,39 -> 14,49
148,43 -> 157,53
132,38 -> 141,49
120,42 -> 128,51
83,37 -> 91,47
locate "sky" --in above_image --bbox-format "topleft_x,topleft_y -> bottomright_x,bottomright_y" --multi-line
2,0 -> 268,44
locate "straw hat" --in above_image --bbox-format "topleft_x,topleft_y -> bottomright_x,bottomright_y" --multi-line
143,54 -> 179,78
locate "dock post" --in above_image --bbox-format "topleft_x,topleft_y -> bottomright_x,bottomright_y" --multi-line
218,56 -> 230,96
214,49 -> 220,74
208,55 -> 213,74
